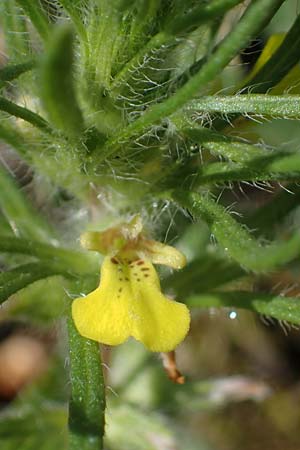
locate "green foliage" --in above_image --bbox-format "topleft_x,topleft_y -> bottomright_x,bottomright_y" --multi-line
1,1 -> 300,449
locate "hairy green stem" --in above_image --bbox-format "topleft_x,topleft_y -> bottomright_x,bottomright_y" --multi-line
193,152 -> 300,185
185,95 -> 300,119
0,60 -> 35,85
172,190 -> 300,272
68,315 -> 106,450
0,96 -> 52,133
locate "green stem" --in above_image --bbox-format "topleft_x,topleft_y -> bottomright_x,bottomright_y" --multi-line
0,96 -> 52,133
97,0 -> 285,162
68,315 -> 106,450
172,190 -> 300,272
179,124 -> 269,163
193,153 -> 300,185
185,95 -> 300,119
0,60 -> 35,85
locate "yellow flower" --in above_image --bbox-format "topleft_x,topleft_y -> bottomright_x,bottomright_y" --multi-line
72,217 -> 190,352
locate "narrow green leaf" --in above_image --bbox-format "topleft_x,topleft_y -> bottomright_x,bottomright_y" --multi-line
185,95 -> 300,119
68,314 -> 106,450
0,60 -> 35,86
0,165 -> 54,241
0,96 -> 52,133
15,0 -> 50,41
187,291 -> 300,326
40,25 -> 84,138
173,190 -> 300,272
0,263 -> 64,304
181,125 -> 269,163
193,152 -> 300,185
0,235 -> 97,275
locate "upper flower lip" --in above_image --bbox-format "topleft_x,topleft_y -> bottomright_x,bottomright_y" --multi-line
80,215 -> 186,269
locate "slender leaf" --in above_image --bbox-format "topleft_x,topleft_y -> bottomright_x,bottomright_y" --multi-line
187,291 -> 300,326
0,61 -> 35,86
181,125 -> 269,163
173,190 -> 300,272
193,152 -> 300,185
0,96 -> 52,133
185,95 -> 300,119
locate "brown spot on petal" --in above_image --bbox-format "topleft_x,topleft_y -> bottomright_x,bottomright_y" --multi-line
111,257 -> 118,264
137,260 -> 144,265
141,267 -> 149,271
